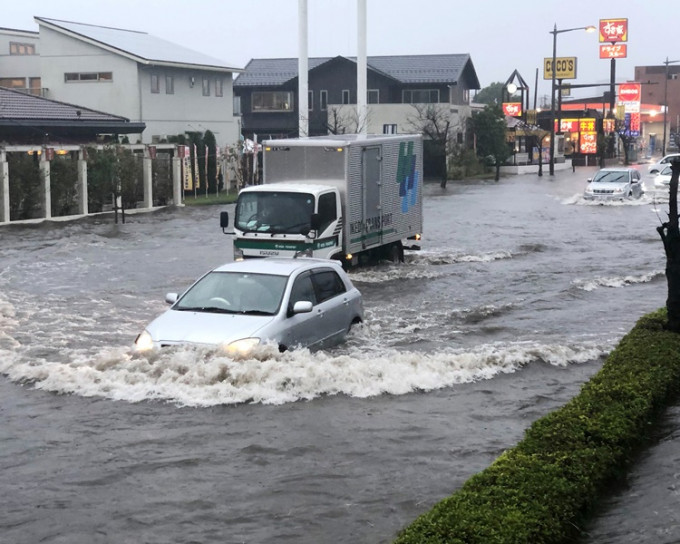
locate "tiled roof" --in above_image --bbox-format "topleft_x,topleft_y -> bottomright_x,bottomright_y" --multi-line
35,17 -> 242,72
234,54 -> 477,87
0,87 -> 129,121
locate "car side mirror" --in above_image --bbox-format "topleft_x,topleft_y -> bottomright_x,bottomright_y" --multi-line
587,178 -> 593,183
165,293 -> 178,305
291,300 -> 313,315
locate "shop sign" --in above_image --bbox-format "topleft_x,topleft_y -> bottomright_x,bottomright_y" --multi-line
600,44 -> 627,59
579,118 -> 597,132
502,102 -> 522,116
599,18 -> 628,42
543,57 -> 577,80
580,132 -> 597,154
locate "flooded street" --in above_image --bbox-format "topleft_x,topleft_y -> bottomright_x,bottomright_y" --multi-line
1,166 -> 677,543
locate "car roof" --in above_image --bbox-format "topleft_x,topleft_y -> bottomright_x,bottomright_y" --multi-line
597,167 -> 636,172
212,257 -> 343,275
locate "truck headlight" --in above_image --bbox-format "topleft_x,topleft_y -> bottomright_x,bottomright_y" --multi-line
233,245 -> 244,261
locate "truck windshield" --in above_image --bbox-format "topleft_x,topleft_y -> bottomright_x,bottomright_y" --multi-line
235,191 -> 315,234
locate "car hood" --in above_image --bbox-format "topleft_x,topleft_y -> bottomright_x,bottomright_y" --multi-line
146,309 -> 276,346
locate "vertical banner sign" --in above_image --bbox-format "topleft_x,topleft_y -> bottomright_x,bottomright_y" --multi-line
618,83 -> 641,113
193,143 -> 200,189
599,18 -> 628,43
579,119 -> 597,155
204,145 -> 209,196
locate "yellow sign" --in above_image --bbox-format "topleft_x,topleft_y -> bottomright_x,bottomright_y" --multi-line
543,57 -> 577,80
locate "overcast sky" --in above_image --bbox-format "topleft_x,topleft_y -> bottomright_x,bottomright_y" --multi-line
4,0 -> 671,103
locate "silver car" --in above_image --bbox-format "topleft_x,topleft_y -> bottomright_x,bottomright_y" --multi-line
583,167 -> 643,201
135,258 -> 364,354
648,153 -> 680,175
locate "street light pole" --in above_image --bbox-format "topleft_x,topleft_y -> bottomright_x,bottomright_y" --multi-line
548,24 -> 596,176
662,57 -> 680,155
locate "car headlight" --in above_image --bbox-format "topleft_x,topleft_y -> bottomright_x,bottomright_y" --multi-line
134,330 -> 155,352
613,187 -> 624,193
585,187 -> 593,194
224,337 -> 261,356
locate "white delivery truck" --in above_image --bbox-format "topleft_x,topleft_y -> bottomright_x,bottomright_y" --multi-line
220,133 -> 423,267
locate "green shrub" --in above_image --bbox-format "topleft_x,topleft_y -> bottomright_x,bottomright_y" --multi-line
50,155 -> 79,217
394,309 -> 680,544
8,153 -> 41,220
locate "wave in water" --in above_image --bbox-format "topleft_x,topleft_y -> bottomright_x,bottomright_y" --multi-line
0,338 -> 607,407
572,269 -> 664,291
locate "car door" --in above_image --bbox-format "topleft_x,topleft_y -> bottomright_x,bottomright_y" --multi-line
310,268 -> 351,347
281,271 -> 322,350
631,170 -> 642,198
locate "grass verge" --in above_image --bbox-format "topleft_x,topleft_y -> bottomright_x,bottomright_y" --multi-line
394,308 -> 680,544
183,192 -> 237,206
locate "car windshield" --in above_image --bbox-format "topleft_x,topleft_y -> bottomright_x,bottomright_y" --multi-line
235,191 -> 315,234
175,271 -> 288,315
592,171 -> 629,183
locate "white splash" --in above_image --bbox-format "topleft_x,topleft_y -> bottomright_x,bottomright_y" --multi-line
572,269 -> 664,291
0,337 -> 607,407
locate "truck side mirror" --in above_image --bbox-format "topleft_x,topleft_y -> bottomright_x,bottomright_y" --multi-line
310,213 -> 321,231
220,211 -> 229,233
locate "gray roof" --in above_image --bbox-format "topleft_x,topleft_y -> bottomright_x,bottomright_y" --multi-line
235,54 -> 478,87
35,17 -> 242,72
0,87 -> 128,121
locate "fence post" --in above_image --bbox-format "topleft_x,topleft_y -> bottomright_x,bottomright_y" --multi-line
172,155 -> 183,206
143,146 -> 153,208
78,147 -> 88,215
40,148 -> 52,220
0,149 -> 8,223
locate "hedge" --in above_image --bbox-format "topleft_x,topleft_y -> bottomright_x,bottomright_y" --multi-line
394,309 -> 680,544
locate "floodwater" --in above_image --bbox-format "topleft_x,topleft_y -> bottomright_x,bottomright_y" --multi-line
0,166 -> 678,543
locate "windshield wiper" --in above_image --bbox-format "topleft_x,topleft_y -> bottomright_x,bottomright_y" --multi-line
176,306 -> 238,314
240,309 -> 274,316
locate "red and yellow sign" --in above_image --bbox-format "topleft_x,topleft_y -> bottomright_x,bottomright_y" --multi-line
502,102 -> 522,117
555,118 -> 579,133
579,118 -> 597,132
599,18 -> 628,43
600,44 -> 627,59
580,132 -> 597,154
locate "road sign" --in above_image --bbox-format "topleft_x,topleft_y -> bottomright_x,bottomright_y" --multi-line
543,57 -> 577,80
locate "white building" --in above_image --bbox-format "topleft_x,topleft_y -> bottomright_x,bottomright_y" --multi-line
1,17 -> 243,146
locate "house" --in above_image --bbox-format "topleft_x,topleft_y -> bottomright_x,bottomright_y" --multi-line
234,54 -> 481,141
28,17 -> 243,146
0,26 -> 42,95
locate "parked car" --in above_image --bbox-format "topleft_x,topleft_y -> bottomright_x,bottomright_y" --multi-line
583,167 -> 644,201
654,164 -> 673,189
134,258 -> 364,354
648,153 -> 680,174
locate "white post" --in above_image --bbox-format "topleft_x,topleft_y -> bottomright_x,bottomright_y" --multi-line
143,148 -> 153,208
298,0 -> 308,137
172,156 -> 183,206
77,148 -> 88,215
357,0 -> 368,135
40,149 -> 51,219
0,150 -> 9,223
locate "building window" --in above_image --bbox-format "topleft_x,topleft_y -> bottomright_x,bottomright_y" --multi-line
368,89 -> 379,104
252,91 -> 294,112
233,96 -> 241,116
342,89 -> 351,104
165,75 -> 174,94
0,77 -> 26,89
65,72 -> 113,83
215,78 -> 223,97
308,90 -> 313,110
10,42 -> 35,55
202,77 -> 210,96
150,74 -> 160,93
320,90 -> 328,111
403,89 -> 440,104
463,89 -> 469,103
383,124 -> 397,134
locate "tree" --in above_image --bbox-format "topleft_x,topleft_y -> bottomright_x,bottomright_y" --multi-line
470,104 -> 511,181
203,130 -> 217,194
474,82 -> 507,105
406,103 -> 455,188
657,159 -> 680,332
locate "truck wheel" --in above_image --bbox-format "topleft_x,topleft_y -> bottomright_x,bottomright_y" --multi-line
388,242 -> 403,263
